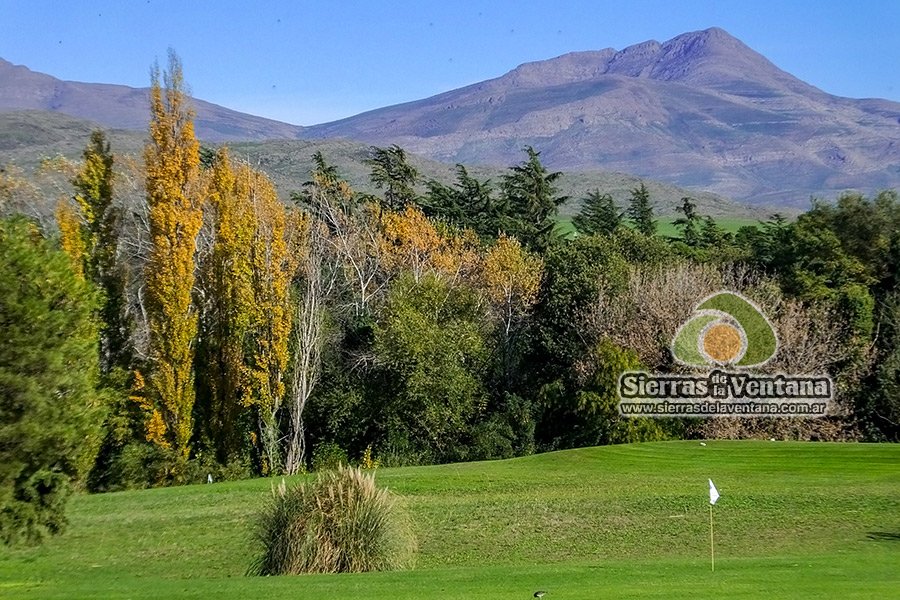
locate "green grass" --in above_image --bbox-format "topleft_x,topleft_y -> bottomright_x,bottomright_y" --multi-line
1,441 -> 898,598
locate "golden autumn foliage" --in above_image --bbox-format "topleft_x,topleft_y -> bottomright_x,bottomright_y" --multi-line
244,165 -> 293,410
48,133 -> 117,299
142,51 -> 203,464
200,149 -> 256,458
200,149 -> 293,473
379,204 -> 480,284
243,164 -> 293,473
481,234 -> 543,333
128,370 -> 169,448
55,198 -> 86,279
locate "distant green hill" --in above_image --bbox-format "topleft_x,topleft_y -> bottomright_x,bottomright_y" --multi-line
0,110 -> 786,220
0,441 -> 896,599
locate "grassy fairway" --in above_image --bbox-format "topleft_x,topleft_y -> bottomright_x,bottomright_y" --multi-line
1,441 -> 897,598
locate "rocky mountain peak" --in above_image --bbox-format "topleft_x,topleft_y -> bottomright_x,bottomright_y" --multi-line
493,27 -> 791,93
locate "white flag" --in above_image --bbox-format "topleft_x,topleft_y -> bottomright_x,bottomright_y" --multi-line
709,479 -> 720,505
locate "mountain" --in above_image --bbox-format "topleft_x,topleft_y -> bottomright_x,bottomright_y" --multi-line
3,28 -> 897,207
0,58 -> 305,142
300,28 -> 900,206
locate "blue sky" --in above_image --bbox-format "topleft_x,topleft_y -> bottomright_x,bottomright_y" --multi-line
1,1 -> 898,125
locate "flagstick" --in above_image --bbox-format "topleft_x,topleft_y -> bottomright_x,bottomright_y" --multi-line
709,504 -> 715,572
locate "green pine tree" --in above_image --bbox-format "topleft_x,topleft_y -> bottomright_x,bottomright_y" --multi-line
572,189 -> 623,236
627,183 -> 656,237
364,145 -> 419,210
0,216 -> 104,545
501,146 -> 568,251
672,197 -> 701,246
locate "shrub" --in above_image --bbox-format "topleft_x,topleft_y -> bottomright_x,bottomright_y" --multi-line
359,445 -> 379,470
311,442 -> 348,472
250,466 -> 414,575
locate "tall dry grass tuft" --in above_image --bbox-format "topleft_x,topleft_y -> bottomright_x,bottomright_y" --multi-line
249,465 -> 415,575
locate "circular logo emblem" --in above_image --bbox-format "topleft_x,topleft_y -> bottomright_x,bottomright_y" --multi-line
672,291 -> 777,368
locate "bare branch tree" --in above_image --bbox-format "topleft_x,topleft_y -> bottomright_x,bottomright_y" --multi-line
114,155 -> 152,361
284,215 -> 337,474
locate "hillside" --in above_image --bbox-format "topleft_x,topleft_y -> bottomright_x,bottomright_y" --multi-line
0,442 -> 896,599
0,110 -> 774,219
300,28 -> 900,207
0,58 -> 305,142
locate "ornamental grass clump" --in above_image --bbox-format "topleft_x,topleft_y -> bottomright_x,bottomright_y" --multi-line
250,465 -> 414,575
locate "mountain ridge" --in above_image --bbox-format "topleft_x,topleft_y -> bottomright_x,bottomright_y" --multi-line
2,27 -> 898,207
299,28 -> 900,206
0,58 -> 305,142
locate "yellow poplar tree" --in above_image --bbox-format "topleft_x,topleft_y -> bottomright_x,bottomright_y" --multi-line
198,148 -> 256,461
142,51 -> 203,466
199,152 -> 292,473
243,165 -> 292,474
55,198 -> 86,279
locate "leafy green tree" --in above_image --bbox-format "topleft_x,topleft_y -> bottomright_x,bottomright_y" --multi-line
309,151 -> 340,185
60,132 -> 139,492
672,197 -> 700,246
198,145 -> 217,170
501,146 -> 568,252
735,214 -> 790,267
607,227 -> 673,265
294,152 -> 359,223
627,183 -> 656,237
0,217 -> 104,544
364,145 -> 419,210
861,291 -> 900,441
572,190 -> 622,236
803,192 -> 900,294
526,235 -> 629,385
373,273 -> 489,463
781,220 -> 870,301
540,340 -> 667,448
70,131 -> 128,372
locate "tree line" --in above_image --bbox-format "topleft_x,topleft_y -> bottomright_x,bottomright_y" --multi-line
2,53 -> 899,543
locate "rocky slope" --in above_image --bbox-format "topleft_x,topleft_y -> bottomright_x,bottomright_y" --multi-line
300,28 -> 900,206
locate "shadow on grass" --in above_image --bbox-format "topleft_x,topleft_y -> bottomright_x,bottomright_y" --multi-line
866,531 -> 900,542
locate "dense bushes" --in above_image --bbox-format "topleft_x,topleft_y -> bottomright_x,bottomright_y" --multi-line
250,466 -> 414,575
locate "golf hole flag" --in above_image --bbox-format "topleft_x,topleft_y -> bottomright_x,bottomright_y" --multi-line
707,479 -> 719,571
